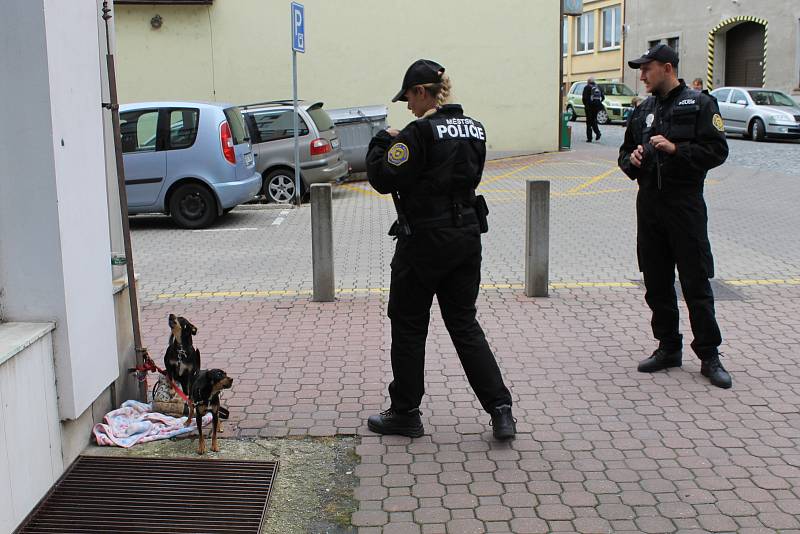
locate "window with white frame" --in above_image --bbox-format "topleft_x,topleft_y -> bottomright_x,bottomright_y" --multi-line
575,12 -> 595,54
563,17 -> 569,56
602,6 -> 621,49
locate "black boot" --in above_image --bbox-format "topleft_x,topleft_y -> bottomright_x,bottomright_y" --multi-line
638,348 -> 682,372
367,408 -> 424,438
490,405 -> 516,440
701,356 -> 732,389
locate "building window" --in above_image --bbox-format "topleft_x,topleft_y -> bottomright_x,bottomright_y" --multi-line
602,6 -> 622,49
667,37 -> 680,56
563,17 -> 569,56
575,12 -> 595,54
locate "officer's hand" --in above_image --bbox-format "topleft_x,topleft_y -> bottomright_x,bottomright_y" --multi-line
649,135 -> 677,155
386,128 -> 401,137
630,145 -> 644,168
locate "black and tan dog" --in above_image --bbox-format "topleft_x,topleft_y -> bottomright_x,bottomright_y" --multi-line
164,314 -> 201,419
189,369 -> 233,454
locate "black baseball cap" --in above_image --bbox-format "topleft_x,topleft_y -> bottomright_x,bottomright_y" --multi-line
392,59 -> 445,102
628,44 -> 679,69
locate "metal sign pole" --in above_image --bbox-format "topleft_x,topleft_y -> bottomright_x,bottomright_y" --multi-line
291,2 -> 304,208
293,49 -> 300,207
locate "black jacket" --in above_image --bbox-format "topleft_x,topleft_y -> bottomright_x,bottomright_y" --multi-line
366,104 -> 486,224
618,81 -> 728,193
582,82 -> 605,110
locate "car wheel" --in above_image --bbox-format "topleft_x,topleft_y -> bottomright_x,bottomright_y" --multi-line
169,183 -> 218,229
751,118 -> 766,142
264,169 -> 301,203
597,109 -> 609,125
566,105 -> 577,122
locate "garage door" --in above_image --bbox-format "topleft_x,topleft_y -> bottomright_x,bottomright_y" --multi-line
725,22 -> 765,87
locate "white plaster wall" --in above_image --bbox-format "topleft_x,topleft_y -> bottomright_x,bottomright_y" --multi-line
0,0 -> 120,420
45,0 -> 119,419
0,328 -> 63,534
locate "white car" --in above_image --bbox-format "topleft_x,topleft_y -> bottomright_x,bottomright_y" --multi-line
710,87 -> 800,141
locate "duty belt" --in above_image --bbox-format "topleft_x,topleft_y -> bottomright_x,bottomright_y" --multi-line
411,208 -> 479,231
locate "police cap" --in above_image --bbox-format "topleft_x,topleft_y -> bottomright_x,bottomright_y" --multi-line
392,59 -> 445,102
628,44 -> 679,69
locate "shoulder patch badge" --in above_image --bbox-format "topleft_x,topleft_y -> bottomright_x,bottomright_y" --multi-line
712,113 -> 725,132
388,143 -> 409,166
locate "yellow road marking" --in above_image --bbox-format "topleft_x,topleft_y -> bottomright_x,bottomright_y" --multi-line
337,183 -> 387,199
567,166 -> 621,194
727,278 -> 800,286
153,278 -> 800,300
479,163 -> 538,186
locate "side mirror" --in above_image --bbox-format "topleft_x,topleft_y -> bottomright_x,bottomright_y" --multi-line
735,99 -> 748,106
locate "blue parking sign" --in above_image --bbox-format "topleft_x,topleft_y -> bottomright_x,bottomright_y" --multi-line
291,2 -> 305,53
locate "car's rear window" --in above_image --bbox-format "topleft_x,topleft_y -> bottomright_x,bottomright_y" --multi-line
223,106 -> 249,145
306,106 -> 334,132
599,83 -> 635,96
247,110 -> 310,143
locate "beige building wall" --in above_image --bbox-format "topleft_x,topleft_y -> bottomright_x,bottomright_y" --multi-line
562,0 -> 624,89
114,0 -> 560,153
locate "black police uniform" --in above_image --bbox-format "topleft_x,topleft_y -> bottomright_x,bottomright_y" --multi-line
366,103 -> 513,433
618,80 -> 729,368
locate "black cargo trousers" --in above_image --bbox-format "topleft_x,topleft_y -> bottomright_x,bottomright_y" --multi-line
637,190 -> 722,359
386,225 -> 512,414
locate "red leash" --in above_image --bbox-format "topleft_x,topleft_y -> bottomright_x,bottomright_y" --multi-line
130,353 -> 191,403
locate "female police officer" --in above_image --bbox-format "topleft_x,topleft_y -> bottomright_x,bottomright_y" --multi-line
365,59 -> 515,440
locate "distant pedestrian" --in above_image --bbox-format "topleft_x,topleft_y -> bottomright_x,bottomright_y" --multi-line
582,77 -> 605,142
618,44 -> 733,389
365,59 -> 516,440
691,78 -> 704,91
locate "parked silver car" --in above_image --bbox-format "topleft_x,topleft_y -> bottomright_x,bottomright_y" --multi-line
120,101 -> 261,228
710,87 -> 800,141
241,101 -> 349,203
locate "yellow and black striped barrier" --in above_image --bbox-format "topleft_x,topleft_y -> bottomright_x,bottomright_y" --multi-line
706,15 -> 768,90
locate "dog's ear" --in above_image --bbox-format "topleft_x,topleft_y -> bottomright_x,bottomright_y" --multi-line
189,322 -> 198,335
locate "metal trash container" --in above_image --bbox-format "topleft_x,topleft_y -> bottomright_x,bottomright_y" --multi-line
327,105 -> 388,173
561,111 -> 572,150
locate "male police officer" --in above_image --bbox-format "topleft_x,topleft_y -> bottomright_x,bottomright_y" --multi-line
618,45 -> 732,389
365,60 -> 515,440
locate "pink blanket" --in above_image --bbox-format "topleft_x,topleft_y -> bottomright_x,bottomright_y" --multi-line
93,400 -> 212,448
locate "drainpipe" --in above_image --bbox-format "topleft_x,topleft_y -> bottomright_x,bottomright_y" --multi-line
101,2 -> 148,402
559,0 -> 565,151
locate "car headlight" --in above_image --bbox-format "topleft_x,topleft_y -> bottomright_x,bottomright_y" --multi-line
770,114 -> 796,125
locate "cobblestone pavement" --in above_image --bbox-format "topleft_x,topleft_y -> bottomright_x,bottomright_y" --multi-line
133,135 -> 800,533
574,122 -> 800,176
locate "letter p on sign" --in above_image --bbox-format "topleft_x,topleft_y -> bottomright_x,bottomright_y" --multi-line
291,2 -> 305,53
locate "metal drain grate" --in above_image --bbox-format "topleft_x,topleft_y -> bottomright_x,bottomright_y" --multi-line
15,456 -> 278,534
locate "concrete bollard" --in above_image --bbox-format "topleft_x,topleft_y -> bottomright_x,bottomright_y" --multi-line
525,180 -> 550,297
310,183 -> 335,302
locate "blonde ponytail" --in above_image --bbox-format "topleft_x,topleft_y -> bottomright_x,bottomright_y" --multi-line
421,72 -> 453,109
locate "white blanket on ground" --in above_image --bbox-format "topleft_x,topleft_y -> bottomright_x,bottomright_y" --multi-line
92,400 -> 212,448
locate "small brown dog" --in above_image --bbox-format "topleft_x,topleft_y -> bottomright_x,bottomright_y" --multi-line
163,314 -> 201,403
189,369 -> 233,454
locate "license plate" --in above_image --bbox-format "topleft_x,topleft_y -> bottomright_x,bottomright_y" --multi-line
244,152 -> 254,166
331,139 -> 340,149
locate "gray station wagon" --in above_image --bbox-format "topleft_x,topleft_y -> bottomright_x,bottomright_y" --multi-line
711,87 -> 800,141
241,101 -> 349,203
120,101 -> 261,228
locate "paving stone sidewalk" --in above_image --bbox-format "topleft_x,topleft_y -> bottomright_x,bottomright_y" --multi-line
135,140 -> 800,533
142,281 -> 800,534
